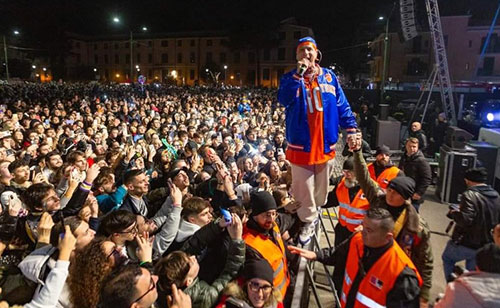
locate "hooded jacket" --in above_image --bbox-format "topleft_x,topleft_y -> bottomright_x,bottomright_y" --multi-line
277,68 -> 357,154
353,150 -> 434,301
17,245 -> 72,308
450,184 -> 500,249
435,272 -> 500,308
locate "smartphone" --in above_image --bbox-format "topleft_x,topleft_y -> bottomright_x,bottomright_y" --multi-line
220,208 -> 232,224
29,166 -> 37,182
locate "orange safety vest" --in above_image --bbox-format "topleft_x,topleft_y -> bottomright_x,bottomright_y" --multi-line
243,222 -> 290,298
340,233 -> 422,308
336,178 -> 370,232
367,164 -> 400,190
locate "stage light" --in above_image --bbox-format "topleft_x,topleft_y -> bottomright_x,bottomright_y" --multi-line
487,113 -> 494,122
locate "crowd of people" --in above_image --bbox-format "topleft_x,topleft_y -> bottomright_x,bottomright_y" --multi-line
0,81 -> 304,308
0,37 -> 497,308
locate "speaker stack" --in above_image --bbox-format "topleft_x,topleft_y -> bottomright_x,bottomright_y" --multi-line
400,0 -> 418,41
467,140 -> 498,187
436,126 -> 477,204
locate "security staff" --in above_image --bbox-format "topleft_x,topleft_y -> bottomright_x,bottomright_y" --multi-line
243,191 -> 291,299
350,133 -> 433,307
325,157 -> 369,297
289,208 -> 422,308
367,145 -> 402,190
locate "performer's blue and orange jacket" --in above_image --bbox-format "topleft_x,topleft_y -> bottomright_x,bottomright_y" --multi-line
277,68 -> 357,156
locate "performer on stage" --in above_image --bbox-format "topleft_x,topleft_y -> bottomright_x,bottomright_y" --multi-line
278,36 -> 357,245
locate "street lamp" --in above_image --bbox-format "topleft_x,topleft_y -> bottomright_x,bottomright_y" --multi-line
32,65 -> 36,69
112,16 -> 148,82
42,67 -> 47,72
93,68 -> 97,72
3,29 -> 21,82
223,65 -> 228,84
380,3 -> 397,104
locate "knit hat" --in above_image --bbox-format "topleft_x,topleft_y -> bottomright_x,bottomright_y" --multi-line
342,157 -> 354,171
243,259 -> 274,285
250,191 -> 277,216
375,145 -> 391,156
464,168 -> 488,183
476,243 -> 500,274
297,36 -> 317,52
388,176 -> 415,200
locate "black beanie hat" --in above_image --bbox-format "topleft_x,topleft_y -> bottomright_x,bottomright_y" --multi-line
342,157 -> 354,171
244,259 -> 274,285
388,176 -> 415,200
250,191 -> 277,216
476,243 -> 500,274
375,145 -> 391,156
464,168 -> 488,183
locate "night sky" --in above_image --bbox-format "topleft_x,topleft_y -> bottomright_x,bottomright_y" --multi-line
1,0 -> 498,75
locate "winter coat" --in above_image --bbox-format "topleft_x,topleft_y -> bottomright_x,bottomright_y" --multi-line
450,184 -> 500,249
184,239 -> 245,308
435,272 -> 500,308
398,150 -> 432,201
353,150 -> 434,301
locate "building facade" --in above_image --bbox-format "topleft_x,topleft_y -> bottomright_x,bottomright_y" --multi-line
368,15 -> 500,87
65,20 -> 313,87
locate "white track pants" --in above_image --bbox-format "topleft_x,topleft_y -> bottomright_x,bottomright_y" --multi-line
291,159 -> 334,223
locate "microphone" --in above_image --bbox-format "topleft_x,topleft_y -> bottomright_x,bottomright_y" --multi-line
297,63 -> 308,77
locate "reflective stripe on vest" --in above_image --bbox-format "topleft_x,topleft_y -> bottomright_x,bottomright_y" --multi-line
336,178 -> 369,232
340,233 -> 423,308
367,164 -> 400,190
339,202 -> 367,215
243,222 -> 290,298
340,214 -> 363,226
274,260 -> 284,277
356,292 -> 386,308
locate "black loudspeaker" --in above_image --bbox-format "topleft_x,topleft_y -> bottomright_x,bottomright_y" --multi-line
379,104 -> 389,121
400,0 -> 418,41
376,119 -> 401,150
436,144 -> 477,204
467,141 -> 498,186
445,126 -> 473,149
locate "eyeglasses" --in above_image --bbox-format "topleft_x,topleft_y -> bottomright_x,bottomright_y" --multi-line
134,276 -> 156,303
248,281 -> 272,294
117,223 -> 138,235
